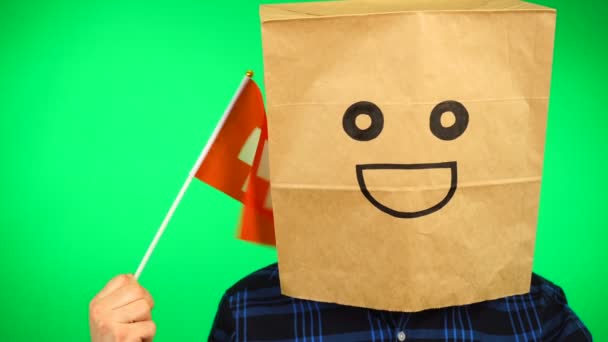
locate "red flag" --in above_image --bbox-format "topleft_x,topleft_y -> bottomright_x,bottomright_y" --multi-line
195,77 -> 276,246
239,117 -> 275,245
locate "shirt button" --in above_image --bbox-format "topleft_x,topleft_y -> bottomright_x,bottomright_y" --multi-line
397,331 -> 406,341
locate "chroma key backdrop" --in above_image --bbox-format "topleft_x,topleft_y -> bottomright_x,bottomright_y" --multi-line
0,0 -> 606,340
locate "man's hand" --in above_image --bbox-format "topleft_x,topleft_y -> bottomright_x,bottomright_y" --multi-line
89,274 -> 156,342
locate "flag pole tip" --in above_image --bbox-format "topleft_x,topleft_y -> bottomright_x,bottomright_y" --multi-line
246,70 -> 254,77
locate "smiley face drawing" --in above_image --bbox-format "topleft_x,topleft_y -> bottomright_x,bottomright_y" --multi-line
343,100 -> 469,218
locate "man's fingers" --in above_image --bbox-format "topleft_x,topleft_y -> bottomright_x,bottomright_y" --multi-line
110,298 -> 153,323
93,274 -> 135,301
89,275 -> 157,342
104,283 -> 154,310
125,320 -> 157,340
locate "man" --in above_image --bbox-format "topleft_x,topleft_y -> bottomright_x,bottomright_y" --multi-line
90,0 -> 593,340
89,265 -> 591,341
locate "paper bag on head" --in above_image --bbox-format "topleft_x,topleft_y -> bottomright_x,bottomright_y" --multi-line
260,0 -> 556,311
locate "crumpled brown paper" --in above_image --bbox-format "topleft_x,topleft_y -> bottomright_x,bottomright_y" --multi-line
260,0 -> 556,311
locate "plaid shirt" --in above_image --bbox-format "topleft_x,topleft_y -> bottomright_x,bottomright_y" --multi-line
209,264 -> 591,341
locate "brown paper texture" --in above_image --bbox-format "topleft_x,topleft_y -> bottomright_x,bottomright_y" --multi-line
260,0 -> 556,311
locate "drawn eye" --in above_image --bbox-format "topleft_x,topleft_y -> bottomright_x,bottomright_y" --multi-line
429,100 -> 469,141
343,101 -> 384,141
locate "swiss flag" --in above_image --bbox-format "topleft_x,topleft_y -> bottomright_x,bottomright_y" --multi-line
195,78 -> 275,246
239,117 -> 274,245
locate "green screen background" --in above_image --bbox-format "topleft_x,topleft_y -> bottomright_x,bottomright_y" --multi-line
0,0 -> 605,340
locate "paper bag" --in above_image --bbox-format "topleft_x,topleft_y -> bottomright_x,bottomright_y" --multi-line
260,0 -> 556,311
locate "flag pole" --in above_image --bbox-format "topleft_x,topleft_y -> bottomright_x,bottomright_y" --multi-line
134,71 -> 254,279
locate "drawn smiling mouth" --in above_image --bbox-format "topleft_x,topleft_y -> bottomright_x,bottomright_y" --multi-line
355,161 -> 458,218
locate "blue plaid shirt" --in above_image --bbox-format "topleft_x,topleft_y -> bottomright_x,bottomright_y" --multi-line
209,264 -> 591,341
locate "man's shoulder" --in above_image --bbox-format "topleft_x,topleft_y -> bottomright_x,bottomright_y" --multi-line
223,263 -> 281,299
529,273 -> 569,304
